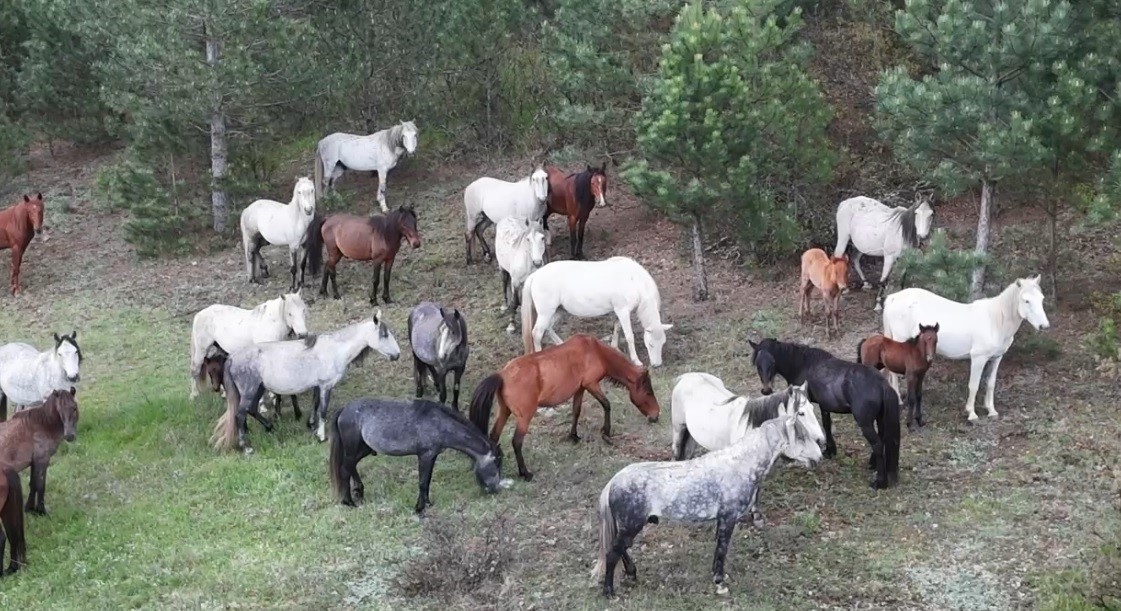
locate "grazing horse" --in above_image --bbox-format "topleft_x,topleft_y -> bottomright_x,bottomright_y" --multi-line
883,276 -> 1050,422
188,294 -> 309,400
799,248 -> 849,337
463,167 -> 549,264
521,256 -> 673,367
315,121 -> 419,211
749,339 -> 901,489
833,194 -> 934,310
0,388 -> 79,515
592,416 -> 824,598
408,302 -> 469,410
495,216 -> 547,334
469,334 -> 661,481
0,332 -> 82,420
240,177 -> 317,290
212,314 -> 401,453
305,207 -> 421,304
0,468 -> 26,575
329,398 -> 502,513
543,163 -> 608,259
0,193 -> 47,296
858,324 -> 939,429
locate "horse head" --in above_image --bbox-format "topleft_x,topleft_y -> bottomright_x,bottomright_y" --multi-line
53,331 -> 81,383
528,224 -> 547,267
588,162 -> 609,208
281,292 -> 310,338
370,309 -> 401,361
642,323 -> 673,368
24,192 -> 48,242
437,308 -> 465,360
1015,276 -> 1050,330
473,451 -> 502,494
396,207 -> 422,248
54,387 -> 79,442
781,415 -> 823,468
530,167 -> 549,203
917,323 -> 940,363
748,339 -> 777,395
913,193 -> 935,240
294,177 -> 316,215
628,369 -> 661,423
786,382 -> 825,449
401,120 -> 419,154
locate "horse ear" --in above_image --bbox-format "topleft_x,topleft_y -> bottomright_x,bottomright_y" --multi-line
662,323 -> 673,331
586,164 -> 592,172
1032,274 -> 1042,284
70,386 -> 77,396
71,330 -> 78,339
36,192 -> 43,200
23,194 -> 30,203
748,339 -> 758,349
53,332 -> 61,344
933,323 -> 940,332
1015,279 -> 1022,287
600,161 -> 607,173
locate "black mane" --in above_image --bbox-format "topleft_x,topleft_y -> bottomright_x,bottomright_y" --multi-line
754,338 -> 834,372
570,166 -> 604,217
897,206 -> 919,248
56,333 -> 83,363
741,388 -> 794,428
368,207 -> 415,243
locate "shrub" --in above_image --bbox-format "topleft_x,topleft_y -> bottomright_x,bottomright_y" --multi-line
95,159 -> 189,257
895,230 -> 987,302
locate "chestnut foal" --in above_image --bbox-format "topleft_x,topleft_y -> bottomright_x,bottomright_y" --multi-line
857,324 -> 939,429
800,248 -> 849,337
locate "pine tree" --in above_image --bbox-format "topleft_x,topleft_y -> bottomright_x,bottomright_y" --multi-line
625,0 -> 832,301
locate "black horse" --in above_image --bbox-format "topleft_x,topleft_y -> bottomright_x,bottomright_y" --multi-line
328,397 -> 503,513
748,339 -> 900,489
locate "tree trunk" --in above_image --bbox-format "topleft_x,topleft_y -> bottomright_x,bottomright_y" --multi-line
206,32 -> 229,233
969,179 -> 994,300
691,214 -> 709,302
1046,205 -> 1058,299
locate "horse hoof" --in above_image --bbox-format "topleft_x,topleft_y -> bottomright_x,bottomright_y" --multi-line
520,472 -> 534,481
988,410 -> 999,419
862,283 -> 872,291
505,324 -> 516,335
715,582 -> 729,595
568,433 -> 581,443
242,447 -> 255,455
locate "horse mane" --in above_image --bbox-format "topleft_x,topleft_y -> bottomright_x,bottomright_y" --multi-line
57,334 -> 83,363
739,389 -> 791,429
570,169 -> 597,215
759,339 -> 833,370
368,209 -> 411,243
894,206 -> 919,248
12,394 -> 67,429
387,122 -> 404,146
303,334 -> 319,349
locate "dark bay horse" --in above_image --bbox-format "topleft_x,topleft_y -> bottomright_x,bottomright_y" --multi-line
543,164 -> 607,259
858,323 -> 939,429
0,468 -> 25,575
329,397 -> 502,513
0,193 -> 47,295
469,334 -> 660,481
304,206 -> 421,304
749,339 -> 900,489
0,388 -> 79,514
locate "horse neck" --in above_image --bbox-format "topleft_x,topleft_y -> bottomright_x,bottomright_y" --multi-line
600,345 -> 641,386
257,300 -> 288,333
330,322 -> 374,365
635,291 -> 662,331
991,283 -> 1025,334
38,349 -> 66,385
23,400 -> 64,438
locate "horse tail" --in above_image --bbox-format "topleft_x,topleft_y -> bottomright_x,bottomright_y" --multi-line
881,382 -> 901,486
328,408 -> 347,502
520,273 -> 537,354
469,374 -> 503,435
856,338 -> 866,364
211,360 -> 239,451
591,479 -> 617,580
314,148 -> 324,200
305,214 -> 326,276
1,468 -> 26,570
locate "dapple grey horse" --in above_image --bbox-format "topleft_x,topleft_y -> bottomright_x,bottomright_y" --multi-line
408,302 -> 469,410
314,121 -> 418,211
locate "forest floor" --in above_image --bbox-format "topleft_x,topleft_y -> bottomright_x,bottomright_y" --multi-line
0,143 -> 1117,610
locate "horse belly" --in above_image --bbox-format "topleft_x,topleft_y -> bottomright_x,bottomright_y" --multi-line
682,406 -> 735,452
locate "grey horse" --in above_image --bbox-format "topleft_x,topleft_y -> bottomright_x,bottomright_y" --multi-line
408,302 -> 469,410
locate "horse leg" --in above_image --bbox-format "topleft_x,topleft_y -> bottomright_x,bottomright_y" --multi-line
711,511 -> 738,589
290,395 -> 302,421
381,258 -> 395,304
475,221 -> 494,263
983,355 -> 1003,418
577,217 -> 589,259
567,215 -> 579,260
0,393 -> 6,421
436,368 -> 449,405
614,308 -> 642,366
569,388 -> 585,442
964,356 -> 986,422
288,247 -> 300,292
9,247 -> 24,295
488,402 -> 512,469
603,520 -> 644,597
451,367 -> 464,411
465,228 -> 475,265
330,267 -> 341,300
316,386 -> 332,442
244,233 -> 257,282
582,383 -> 614,440
413,354 -> 427,398
512,412 -> 536,481
858,418 -> 888,489
821,411 -> 837,458
852,252 -> 870,290
500,269 -> 511,312
912,370 -> 926,428
414,451 -> 438,513
375,167 -> 388,212
319,260 -> 331,296
26,460 -> 46,515
369,262 -> 382,305
874,255 -> 896,311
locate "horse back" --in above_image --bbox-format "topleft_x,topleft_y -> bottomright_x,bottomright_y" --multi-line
0,203 -> 32,250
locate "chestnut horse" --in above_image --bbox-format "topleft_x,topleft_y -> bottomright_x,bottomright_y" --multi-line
469,334 -> 660,481
0,468 -> 25,575
0,388 -> 78,515
0,193 -> 47,295
800,248 -> 849,337
304,206 -> 421,304
858,323 -> 939,429
543,164 -> 608,260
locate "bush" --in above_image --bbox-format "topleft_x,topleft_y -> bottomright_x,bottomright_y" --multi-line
396,511 -> 513,606
95,159 -> 189,257
0,117 -> 29,180
1088,291 -> 1121,362
895,230 -> 987,302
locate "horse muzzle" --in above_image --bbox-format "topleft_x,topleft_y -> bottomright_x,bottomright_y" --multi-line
67,374 -> 80,383
760,387 -> 774,396
596,197 -> 607,208
388,353 -> 401,362
64,432 -> 76,442
647,415 -> 660,424
409,238 -> 422,248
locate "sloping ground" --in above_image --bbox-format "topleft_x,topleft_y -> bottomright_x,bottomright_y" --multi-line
0,146 -> 1116,610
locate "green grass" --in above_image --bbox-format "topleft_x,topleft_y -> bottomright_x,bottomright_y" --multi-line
1,158 -> 1119,609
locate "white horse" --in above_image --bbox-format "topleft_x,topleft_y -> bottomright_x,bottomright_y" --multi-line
670,373 -> 820,461
212,313 -> 401,452
0,332 -> 82,418
834,194 -> 934,310
315,120 -> 419,211
495,216 -> 548,334
882,275 -> 1050,421
240,177 -> 317,290
520,256 -> 672,367
188,293 -> 310,399
463,167 -> 549,264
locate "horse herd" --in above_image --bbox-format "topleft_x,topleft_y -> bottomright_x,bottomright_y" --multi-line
0,121 -> 1054,598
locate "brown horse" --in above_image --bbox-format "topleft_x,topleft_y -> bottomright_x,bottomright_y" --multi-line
800,248 -> 849,337
0,193 -> 48,295
858,324 -> 939,429
0,468 -> 26,576
304,206 -> 421,304
468,334 -> 660,481
0,388 -> 78,515
543,164 -> 608,260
